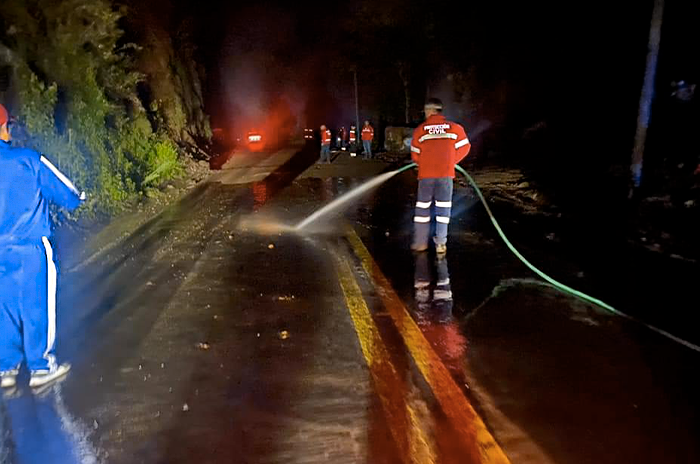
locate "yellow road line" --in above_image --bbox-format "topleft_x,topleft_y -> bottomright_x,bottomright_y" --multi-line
334,253 -> 436,464
346,230 -> 511,464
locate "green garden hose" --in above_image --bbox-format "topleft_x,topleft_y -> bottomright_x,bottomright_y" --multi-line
454,164 -> 621,313
401,161 -> 699,352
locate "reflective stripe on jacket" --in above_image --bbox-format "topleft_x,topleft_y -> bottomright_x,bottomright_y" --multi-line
410,115 -> 470,179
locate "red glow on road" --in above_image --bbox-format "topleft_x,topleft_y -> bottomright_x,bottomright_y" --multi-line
237,95 -> 298,152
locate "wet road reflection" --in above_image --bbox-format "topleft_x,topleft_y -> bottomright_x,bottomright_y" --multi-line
2,383 -> 101,464
347,230 -> 511,463
252,182 -> 269,211
19,153 -> 697,463
335,255 -> 436,463
351,167 -> 700,463
412,254 -> 467,379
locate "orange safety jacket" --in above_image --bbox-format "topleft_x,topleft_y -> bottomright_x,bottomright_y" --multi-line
321,129 -> 332,145
349,128 -> 357,142
361,125 -> 374,141
410,114 -> 470,179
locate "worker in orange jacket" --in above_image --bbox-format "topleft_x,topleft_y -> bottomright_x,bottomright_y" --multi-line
348,125 -> 358,157
410,98 -> 471,254
319,125 -> 332,163
361,120 -> 374,160
338,126 -> 348,150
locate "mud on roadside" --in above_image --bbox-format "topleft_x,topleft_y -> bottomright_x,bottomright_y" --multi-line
54,157 -> 212,271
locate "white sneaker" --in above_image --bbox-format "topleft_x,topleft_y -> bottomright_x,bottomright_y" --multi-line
1,370 -> 18,388
435,243 -> 447,254
29,364 -> 71,388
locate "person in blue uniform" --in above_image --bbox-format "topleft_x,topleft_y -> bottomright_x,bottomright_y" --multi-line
0,103 -> 85,389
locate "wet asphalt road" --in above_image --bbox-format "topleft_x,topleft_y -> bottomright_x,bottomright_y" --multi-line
2,145 -> 699,463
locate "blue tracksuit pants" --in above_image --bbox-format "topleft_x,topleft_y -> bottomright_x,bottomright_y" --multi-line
0,238 -> 58,373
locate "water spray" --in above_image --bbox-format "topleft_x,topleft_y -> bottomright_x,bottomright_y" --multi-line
294,163 -> 416,231
288,160 -> 700,351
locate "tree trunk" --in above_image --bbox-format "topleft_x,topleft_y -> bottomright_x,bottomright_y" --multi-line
353,69 -> 360,134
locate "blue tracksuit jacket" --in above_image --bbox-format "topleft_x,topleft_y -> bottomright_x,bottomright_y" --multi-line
0,141 -> 84,372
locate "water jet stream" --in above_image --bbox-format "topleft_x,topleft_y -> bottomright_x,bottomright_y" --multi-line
294,164 -> 416,231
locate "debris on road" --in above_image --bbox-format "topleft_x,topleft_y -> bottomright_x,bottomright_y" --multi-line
278,330 -> 290,340
182,403 -> 189,412
196,342 -> 211,350
268,243 -> 275,249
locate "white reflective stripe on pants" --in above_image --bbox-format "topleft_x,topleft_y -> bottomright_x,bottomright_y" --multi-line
41,237 -> 58,371
415,201 -> 432,209
436,216 -> 450,224
413,177 -> 453,247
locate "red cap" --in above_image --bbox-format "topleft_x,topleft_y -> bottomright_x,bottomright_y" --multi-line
0,104 -> 8,126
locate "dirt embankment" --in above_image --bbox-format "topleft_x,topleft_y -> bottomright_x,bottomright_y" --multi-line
54,157 -> 212,270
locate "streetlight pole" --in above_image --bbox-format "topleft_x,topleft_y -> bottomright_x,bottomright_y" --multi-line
354,69 -> 360,133
630,0 -> 664,196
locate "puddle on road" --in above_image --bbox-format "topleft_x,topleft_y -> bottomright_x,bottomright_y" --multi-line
239,174 -> 391,238
236,213 -> 346,237
2,383 -> 105,464
237,214 -> 296,235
